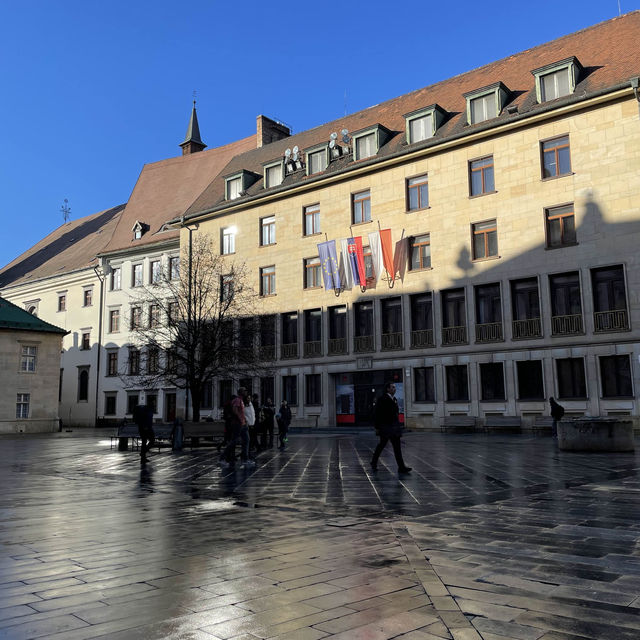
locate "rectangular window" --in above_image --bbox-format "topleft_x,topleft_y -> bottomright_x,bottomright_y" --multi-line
132,264 -> 143,287
16,393 -> 30,419
282,312 -> 298,344
546,204 -> 576,248
549,272 -> 582,335
260,266 -> 276,296
441,288 -> 467,344
304,308 -> 322,345
592,265 -> 628,332
127,392 -> 139,415
109,309 -> 120,333
104,393 -> 117,416
354,301 -> 373,337
221,274 -> 233,302
541,135 -> 571,178
283,375 -> 298,405
409,234 -> 431,270
408,113 -> 433,143
355,132 -> 376,160
202,380 -> 213,409
329,305 -> 346,339
446,365 -> 469,401
226,176 -> 242,200
219,379 -> 233,407
600,355 -> 633,398
511,278 -> 540,321
363,245 -> 374,281
557,358 -> 587,399
414,367 -> 435,402
149,304 -> 160,328
480,363 -> 505,400
147,347 -> 159,374
261,216 -> 276,246
20,345 -> 37,372
129,348 -> 140,375
131,306 -> 142,329
381,297 -> 402,335
260,377 -> 275,404
222,227 -> 236,254
305,374 -> 321,405
81,332 -> 90,350
352,190 -> 371,224
83,289 -> 93,307
517,360 -> 544,400
308,150 -> 327,175
472,220 -> 498,259
475,283 -> 502,342
265,163 -> 283,187
146,394 -> 158,415
410,293 -> 433,347
168,301 -> 179,323
407,175 -> 429,211
169,256 -> 180,280
58,294 -> 66,312
304,257 -> 321,289
540,68 -> 570,101
110,267 -> 121,291
107,351 -> 118,376
304,204 -> 320,236
470,93 -> 496,124
150,260 -> 161,284
469,156 -> 495,196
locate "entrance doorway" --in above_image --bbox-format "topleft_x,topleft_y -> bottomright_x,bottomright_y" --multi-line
165,392 -> 176,423
335,369 -> 403,426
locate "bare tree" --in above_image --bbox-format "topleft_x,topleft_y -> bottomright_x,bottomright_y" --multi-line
125,234 -> 273,422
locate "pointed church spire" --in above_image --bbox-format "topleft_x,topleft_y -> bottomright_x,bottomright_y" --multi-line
180,100 -> 207,155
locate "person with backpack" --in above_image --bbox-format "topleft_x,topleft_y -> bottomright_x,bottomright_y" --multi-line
549,397 -> 565,437
277,400 -> 292,449
220,387 -> 253,469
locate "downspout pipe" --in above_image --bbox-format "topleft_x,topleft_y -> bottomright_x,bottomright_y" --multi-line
93,263 -> 105,428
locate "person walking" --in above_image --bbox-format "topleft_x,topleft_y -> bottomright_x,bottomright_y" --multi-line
261,398 -> 276,449
249,393 -> 261,453
220,387 -> 253,468
277,400 -> 292,449
244,393 -> 257,462
549,397 -> 565,437
133,402 -> 154,464
371,382 -> 411,474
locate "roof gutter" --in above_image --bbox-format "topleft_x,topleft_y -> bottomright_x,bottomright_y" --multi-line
176,83 -> 636,226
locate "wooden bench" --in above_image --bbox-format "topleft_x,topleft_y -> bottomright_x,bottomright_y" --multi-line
441,416 -> 477,433
111,423 -> 140,450
183,422 -> 226,448
533,416 -> 554,436
484,415 -> 522,433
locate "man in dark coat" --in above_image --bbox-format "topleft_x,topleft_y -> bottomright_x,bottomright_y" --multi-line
371,382 -> 411,474
133,403 -> 154,464
277,400 -> 292,449
549,397 -> 565,437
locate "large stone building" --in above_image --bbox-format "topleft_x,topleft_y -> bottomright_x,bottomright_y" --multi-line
174,13 -> 640,429
0,297 -> 67,433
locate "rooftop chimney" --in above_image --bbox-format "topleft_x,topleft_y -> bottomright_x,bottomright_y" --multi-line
256,115 -> 291,148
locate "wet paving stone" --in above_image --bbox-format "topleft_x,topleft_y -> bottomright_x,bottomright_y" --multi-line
1,431 -> 640,638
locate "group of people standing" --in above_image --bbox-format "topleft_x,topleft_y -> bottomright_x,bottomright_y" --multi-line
219,387 -> 291,469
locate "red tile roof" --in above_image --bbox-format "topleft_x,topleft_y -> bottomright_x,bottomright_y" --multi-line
101,134 -> 257,254
184,12 -> 640,219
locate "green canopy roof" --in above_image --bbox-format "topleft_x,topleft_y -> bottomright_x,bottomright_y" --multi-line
0,296 -> 67,334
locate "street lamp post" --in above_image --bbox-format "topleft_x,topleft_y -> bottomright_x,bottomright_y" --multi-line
184,221 -> 199,422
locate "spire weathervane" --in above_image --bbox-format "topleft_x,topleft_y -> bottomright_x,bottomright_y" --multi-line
60,199 -> 71,223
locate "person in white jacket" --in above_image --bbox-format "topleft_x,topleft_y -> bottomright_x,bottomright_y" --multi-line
242,396 -> 256,467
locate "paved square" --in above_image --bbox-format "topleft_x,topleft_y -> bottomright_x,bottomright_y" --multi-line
1,431 -> 640,639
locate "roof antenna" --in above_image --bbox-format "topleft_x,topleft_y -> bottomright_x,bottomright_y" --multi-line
618,0 -> 621,16
60,199 -> 71,223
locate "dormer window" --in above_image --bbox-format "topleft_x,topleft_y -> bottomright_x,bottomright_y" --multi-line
264,161 -> 284,188
532,58 -> 582,103
224,170 -> 258,201
305,145 -> 329,175
404,105 -> 446,144
464,83 -> 510,125
352,125 -> 391,161
131,221 -> 147,240
226,175 -> 242,200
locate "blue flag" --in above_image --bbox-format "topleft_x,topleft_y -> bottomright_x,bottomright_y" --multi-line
318,240 -> 342,290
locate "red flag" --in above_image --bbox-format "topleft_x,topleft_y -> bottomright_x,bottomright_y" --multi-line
353,236 -> 366,284
379,229 -> 394,277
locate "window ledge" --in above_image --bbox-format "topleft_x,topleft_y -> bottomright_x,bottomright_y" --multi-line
557,397 -> 589,401
407,206 -> 431,213
469,191 -> 497,199
260,243 -> 277,248
541,172 -> 574,182
409,267 -> 434,273
351,220 -> 372,226
260,294 -> 277,298
303,232 -> 322,238
545,242 -> 579,250
222,252 -> 236,256
472,255 -> 501,263
304,286 -> 323,291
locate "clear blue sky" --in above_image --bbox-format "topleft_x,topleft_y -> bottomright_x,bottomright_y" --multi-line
0,0 -> 636,268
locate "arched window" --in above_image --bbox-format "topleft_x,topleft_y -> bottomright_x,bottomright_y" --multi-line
78,368 -> 89,402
